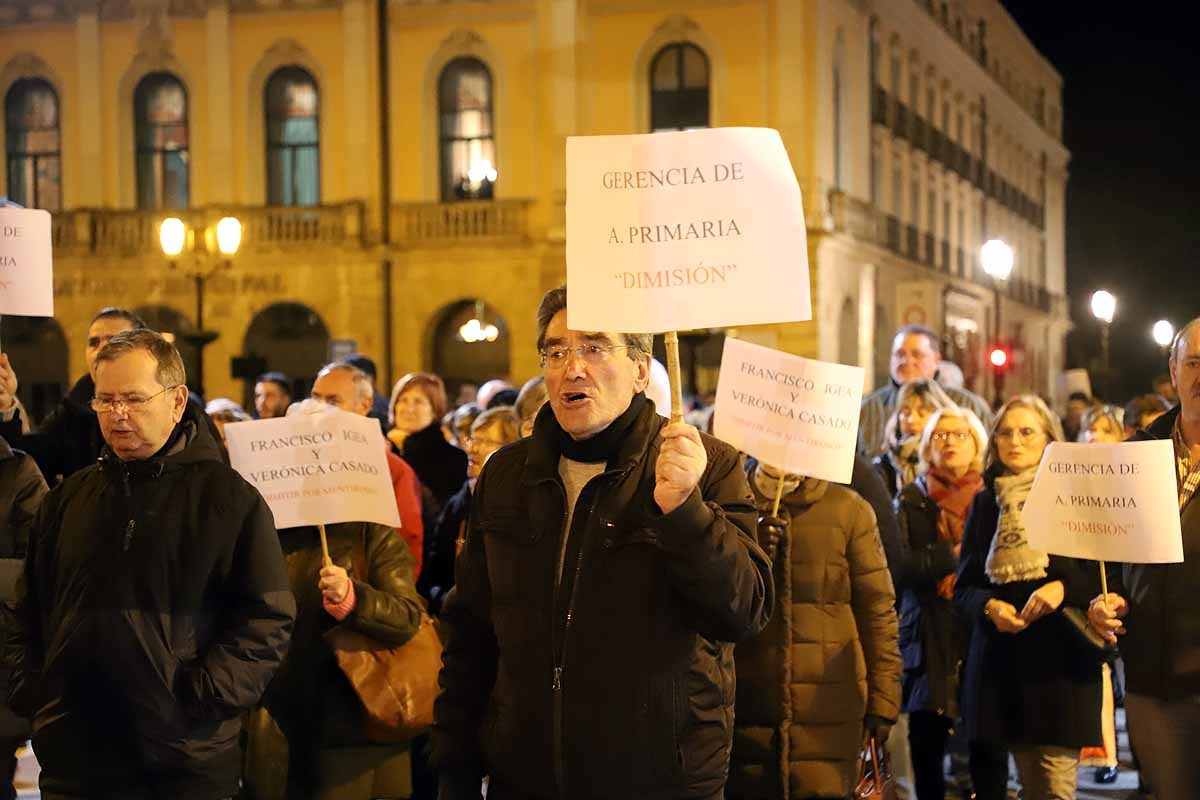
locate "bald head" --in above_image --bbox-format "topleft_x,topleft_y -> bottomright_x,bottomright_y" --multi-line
1171,316 -> 1200,423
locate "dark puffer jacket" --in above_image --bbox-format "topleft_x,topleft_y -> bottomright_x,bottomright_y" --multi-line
730,472 -> 901,800
7,403 -> 295,799
433,399 -> 773,800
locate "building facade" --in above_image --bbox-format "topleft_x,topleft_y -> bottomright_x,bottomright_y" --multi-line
0,0 -> 1067,419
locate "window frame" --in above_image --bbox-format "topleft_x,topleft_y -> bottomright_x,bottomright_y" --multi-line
437,56 -> 496,203
264,65 -> 321,207
133,71 -> 190,210
4,77 -> 62,211
649,42 -> 711,132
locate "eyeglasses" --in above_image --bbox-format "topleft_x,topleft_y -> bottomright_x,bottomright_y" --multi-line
92,386 -> 177,414
931,430 -> 971,443
995,427 -> 1044,443
539,343 -> 633,369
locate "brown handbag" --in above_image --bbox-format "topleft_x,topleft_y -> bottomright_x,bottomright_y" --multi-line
854,733 -> 899,800
324,527 -> 444,743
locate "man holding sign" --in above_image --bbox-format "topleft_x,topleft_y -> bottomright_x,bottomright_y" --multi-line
6,330 -> 295,799
433,286 -> 773,800
1089,316 -> 1200,798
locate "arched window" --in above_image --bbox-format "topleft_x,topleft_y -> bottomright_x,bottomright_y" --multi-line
4,78 -> 61,210
650,43 -> 709,131
438,57 -> 495,202
265,66 -> 320,206
134,72 -> 189,209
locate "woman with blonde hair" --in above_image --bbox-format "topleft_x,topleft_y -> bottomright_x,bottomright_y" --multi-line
894,406 -> 987,799
954,395 -> 1103,800
875,379 -> 956,499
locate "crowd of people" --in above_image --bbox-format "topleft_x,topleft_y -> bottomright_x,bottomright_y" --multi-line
0,295 -> 1194,800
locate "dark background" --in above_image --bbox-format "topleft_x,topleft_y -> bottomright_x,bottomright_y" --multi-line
1002,2 -> 1200,402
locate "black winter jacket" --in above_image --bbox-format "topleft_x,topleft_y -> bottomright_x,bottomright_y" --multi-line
895,478 -> 970,717
953,483 -> 1103,747
418,480 -> 471,616
7,404 -> 295,799
1118,406 -> 1200,699
400,422 -> 468,508
432,399 -> 773,800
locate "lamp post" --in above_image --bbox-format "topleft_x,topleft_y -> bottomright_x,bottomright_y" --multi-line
980,238 -> 1014,408
1152,319 -> 1175,354
1090,289 -> 1116,400
158,215 -> 242,398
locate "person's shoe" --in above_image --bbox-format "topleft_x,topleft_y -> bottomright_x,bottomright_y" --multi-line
1094,765 -> 1120,784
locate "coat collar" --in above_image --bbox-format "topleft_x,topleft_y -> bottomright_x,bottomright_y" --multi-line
523,396 -> 662,486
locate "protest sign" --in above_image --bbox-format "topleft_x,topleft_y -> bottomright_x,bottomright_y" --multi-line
714,337 -> 864,483
0,207 -> 53,317
1057,369 -> 1093,402
565,128 -> 810,334
1022,440 -> 1183,564
225,406 -> 400,530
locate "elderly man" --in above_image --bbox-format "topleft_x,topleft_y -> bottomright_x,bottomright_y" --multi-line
858,325 -> 993,458
1090,316 -> 1200,798
310,361 -> 425,576
8,330 -> 295,800
0,307 -> 146,483
432,286 -> 773,800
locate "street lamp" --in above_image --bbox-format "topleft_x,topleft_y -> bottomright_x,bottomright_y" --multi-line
1152,319 -> 1175,352
980,238 -> 1014,408
1090,289 -> 1116,400
158,215 -> 242,398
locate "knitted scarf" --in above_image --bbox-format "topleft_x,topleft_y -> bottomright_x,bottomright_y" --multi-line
984,468 -> 1048,584
885,436 -> 922,495
926,468 -> 984,598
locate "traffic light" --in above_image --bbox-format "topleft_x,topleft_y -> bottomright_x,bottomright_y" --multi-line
989,345 -> 1010,370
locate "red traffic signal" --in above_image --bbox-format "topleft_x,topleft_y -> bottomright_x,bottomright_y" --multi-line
989,346 -> 1010,370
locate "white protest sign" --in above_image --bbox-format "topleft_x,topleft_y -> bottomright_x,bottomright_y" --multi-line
566,128 -> 810,333
1057,369 -> 1092,401
0,207 -> 53,317
1023,440 -> 1183,564
225,406 -> 400,530
713,337 -> 864,483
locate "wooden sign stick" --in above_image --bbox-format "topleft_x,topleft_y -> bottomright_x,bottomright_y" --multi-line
771,470 -> 786,518
318,522 -> 332,568
664,331 -> 684,424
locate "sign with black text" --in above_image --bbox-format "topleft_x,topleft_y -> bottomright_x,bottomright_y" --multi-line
0,207 -> 53,316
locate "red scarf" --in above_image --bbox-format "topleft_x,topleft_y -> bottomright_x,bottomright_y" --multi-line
926,468 -> 984,598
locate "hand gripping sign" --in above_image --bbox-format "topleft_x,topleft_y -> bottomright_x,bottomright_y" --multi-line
226,404 -> 401,562
566,128 -> 810,422
714,337 -> 864,486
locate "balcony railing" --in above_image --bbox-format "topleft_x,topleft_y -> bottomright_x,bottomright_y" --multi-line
50,203 -> 365,255
392,198 -> 532,245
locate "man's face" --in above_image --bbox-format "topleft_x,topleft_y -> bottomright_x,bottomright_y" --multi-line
311,370 -> 369,416
1170,326 -> 1200,422
86,317 -> 136,379
1156,379 -> 1179,404
255,381 -> 291,419
889,332 -> 940,384
542,310 -> 649,441
95,350 -> 188,461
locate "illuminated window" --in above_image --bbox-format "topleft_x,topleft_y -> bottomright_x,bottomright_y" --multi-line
134,72 -> 189,209
265,67 -> 320,206
438,57 -> 495,201
4,78 -> 61,210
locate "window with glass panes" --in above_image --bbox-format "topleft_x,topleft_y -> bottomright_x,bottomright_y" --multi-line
438,58 -> 495,202
265,67 -> 320,206
650,43 -> 710,131
4,78 -> 61,210
134,72 -> 189,209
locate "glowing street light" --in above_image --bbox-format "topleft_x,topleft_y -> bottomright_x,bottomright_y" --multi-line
158,217 -> 187,257
216,216 -> 243,256
1152,319 -> 1175,349
980,239 -> 1014,282
1090,290 -> 1116,325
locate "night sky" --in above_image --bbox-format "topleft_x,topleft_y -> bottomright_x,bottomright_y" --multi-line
1001,2 -> 1200,403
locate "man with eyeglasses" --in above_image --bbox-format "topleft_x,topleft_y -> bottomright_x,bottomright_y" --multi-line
433,286 -> 773,800
310,361 -> 424,575
6,329 -> 295,800
1089,315 -> 1200,798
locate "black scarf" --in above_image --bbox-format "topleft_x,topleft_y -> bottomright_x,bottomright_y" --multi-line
554,393 -> 648,464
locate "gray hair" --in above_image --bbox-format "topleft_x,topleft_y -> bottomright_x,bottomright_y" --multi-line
317,362 -> 374,407
535,286 -> 653,358
94,329 -> 186,388
1172,317 -> 1200,366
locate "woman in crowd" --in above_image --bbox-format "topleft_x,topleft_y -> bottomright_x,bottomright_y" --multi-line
730,461 -> 901,800
513,376 -> 547,438
954,395 -> 1103,800
894,406 -> 988,800
253,517 -> 424,799
386,372 -> 467,508
418,406 -> 519,614
204,397 -> 251,448
1078,404 -> 1124,444
875,379 -> 955,499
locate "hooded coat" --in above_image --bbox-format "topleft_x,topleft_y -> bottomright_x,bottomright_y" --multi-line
6,403 -> 295,799
730,473 -> 901,800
